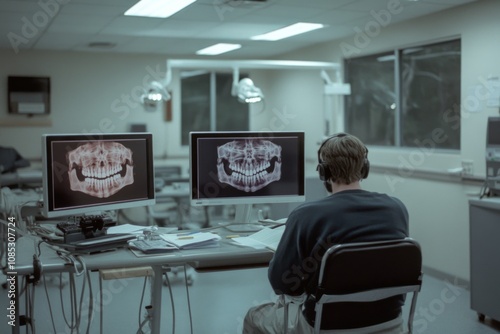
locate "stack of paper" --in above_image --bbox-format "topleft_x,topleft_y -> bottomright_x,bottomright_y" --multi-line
160,232 -> 221,249
107,224 -> 177,235
128,239 -> 178,254
232,225 -> 285,251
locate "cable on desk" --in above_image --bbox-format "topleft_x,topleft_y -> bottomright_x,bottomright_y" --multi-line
164,270 -> 176,334
76,256 -> 88,331
136,276 -> 150,334
40,237 -> 95,334
99,274 -> 103,334
43,274 -> 58,334
183,265 -> 194,334
85,268 -> 95,334
55,254 -> 88,333
25,274 -> 36,333
59,272 -> 77,331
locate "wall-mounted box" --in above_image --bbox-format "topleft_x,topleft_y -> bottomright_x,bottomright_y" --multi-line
8,76 -> 50,115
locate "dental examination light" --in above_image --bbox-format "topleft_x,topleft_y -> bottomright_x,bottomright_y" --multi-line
231,67 -> 264,104
141,80 -> 171,110
236,78 -> 264,103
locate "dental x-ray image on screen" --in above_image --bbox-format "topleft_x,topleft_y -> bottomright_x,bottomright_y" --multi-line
190,131 -> 305,206
66,140 -> 135,198
42,133 -> 155,218
217,138 -> 282,192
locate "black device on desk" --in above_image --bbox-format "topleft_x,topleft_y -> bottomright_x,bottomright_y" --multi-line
57,215 -> 116,243
62,233 -> 136,253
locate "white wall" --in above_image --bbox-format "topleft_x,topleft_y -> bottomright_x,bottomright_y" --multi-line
263,0 -> 500,282
0,51 -> 184,161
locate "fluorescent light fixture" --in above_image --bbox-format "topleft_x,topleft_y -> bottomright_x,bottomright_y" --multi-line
196,43 -> 242,56
251,22 -> 324,41
125,0 -> 196,18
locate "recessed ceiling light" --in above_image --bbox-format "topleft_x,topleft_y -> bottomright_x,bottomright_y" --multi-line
251,22 -> 325,41
196,43 -> 242,56
124,0 -> 196,18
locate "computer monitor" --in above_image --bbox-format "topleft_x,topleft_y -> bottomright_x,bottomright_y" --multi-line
190,131 -> 305,224
41,133 -> 156,218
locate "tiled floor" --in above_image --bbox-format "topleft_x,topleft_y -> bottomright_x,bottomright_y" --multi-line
1,267 -> 499,334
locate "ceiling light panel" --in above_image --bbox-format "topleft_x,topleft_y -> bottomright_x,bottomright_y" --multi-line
251,22 -> 325,41
196,43 -> 242,55
125,0 -> 196,18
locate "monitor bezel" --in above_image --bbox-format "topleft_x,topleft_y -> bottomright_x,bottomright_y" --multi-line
41,132 -> 156,218
189,130 -> 306,207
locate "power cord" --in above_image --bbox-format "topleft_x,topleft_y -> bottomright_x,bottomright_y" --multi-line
85,269 -> 94,334
164,269 -> 176,334
99,274 -> 103,334
43,274 -> 58,334
136,276 -> 150,334
183,265 -> 194,334
56,253 -> 88,333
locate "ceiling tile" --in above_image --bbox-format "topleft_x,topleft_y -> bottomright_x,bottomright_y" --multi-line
99,16 -> 164,35
46,14 -> 112,34
0,0 -> 481,57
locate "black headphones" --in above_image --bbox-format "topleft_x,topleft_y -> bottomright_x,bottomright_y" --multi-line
316,133 -> 369,192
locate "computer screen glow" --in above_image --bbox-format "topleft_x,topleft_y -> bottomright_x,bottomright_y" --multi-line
190,131 -> 305,206
41,133 -> 155,218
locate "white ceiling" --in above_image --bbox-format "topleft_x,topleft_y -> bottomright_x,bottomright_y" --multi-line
0,0 -> 476,58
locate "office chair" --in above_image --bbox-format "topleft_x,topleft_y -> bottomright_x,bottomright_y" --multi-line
285,238 -> 422,334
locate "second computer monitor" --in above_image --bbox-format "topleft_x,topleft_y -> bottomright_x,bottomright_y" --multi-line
190,131 -> 305,207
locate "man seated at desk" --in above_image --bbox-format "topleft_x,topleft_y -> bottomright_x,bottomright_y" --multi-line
243,133 -> 409,334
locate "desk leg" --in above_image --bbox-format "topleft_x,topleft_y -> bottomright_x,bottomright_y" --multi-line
150,266 -> 163,334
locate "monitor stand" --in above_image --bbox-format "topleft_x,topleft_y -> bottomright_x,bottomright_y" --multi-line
224,204 -> 263,233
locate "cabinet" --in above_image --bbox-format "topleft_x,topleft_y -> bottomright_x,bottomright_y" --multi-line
469,198 -> 500,322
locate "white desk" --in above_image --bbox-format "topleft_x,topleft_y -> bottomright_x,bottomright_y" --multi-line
469,197 -> 500,322
9,229 -> 273,334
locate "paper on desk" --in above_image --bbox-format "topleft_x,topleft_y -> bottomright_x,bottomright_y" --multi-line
231,225 -> 285,251
160,232 -> 221,249
107,224 -> 147,235
231,237 -> 268,249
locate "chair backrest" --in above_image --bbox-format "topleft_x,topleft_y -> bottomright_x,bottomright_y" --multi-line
313,238 -> 423,334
